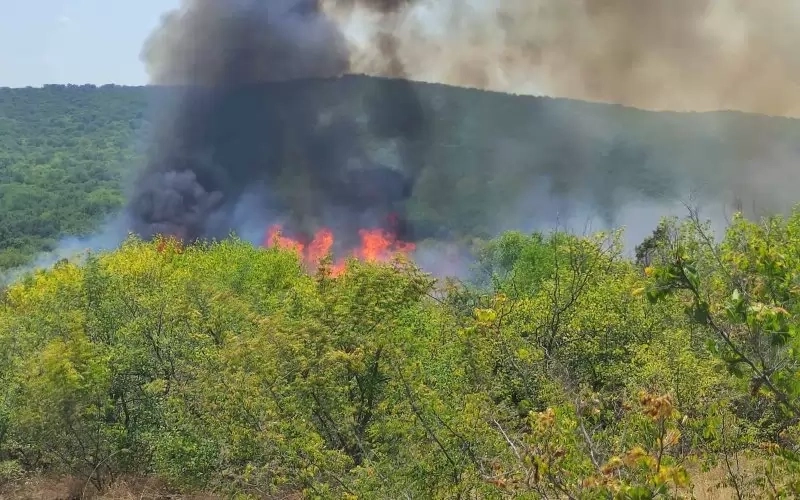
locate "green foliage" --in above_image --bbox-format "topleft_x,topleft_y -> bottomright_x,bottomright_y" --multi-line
0,460 -> 23,488
0,84 -> 145,269
3,212 -> 800,496
645,211 -> 800,417
5,76 -> 800,273
643,209 -> 800,497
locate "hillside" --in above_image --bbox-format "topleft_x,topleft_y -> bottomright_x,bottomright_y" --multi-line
3,76 -> 800,498
0,84 -> 148,268
3,76 -> 800,269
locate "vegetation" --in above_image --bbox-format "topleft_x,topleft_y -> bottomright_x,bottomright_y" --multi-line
2,207 -> 800,498
4,77 -> 800,270
0,84 -> 148,269
4,78 -> 800,497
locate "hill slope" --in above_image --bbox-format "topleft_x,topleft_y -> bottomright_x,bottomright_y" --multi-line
2,76 -> 800,268
0,84 -> 148,268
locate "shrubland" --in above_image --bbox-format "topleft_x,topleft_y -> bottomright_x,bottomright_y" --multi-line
2,208 -> 800,498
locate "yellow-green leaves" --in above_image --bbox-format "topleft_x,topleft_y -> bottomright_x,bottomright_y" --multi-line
474,308 -> 497,323
643,209 -> 800,423
3,222 -> 800,497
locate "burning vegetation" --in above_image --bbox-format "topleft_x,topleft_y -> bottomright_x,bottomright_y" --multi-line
122,0 -> 800,265
129,0 -> 426,264
264,214 -> 416,275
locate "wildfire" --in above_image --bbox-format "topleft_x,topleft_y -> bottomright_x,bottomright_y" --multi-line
264,224 -> 416,276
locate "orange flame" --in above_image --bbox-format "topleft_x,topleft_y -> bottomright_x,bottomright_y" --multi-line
356,228 -> 416,261
264,224 -> 415,276
266,225 -> 305,254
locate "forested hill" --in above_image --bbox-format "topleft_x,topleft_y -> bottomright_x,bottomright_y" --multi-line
5,79 -> 800,498
3,77 -> 800,269
0,84 -> 148,268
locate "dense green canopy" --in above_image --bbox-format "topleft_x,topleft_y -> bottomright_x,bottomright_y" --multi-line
3,78 -> 800,270
2,211 -> 800,497
0,84 -> 146,268
3,80 -> 800,497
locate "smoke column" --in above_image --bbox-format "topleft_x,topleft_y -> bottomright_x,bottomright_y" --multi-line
324,0 -> 800,248
329,0 -> 800,118
120,0 -> 800,271
129,0 -> 427,249
6,0 -> 800,287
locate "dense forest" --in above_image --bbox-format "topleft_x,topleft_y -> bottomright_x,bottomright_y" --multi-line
3,79 -> 800,498
4,78 -> 800,271
2,212 -> 800,498
0,84 -> 149,269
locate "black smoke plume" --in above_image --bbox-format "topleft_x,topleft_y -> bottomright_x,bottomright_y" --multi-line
129,0 -> 426,249
124,0 -> 800,268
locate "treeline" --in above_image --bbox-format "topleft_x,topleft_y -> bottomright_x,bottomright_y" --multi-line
4,78 -> 800,270
2,208 -> 800,498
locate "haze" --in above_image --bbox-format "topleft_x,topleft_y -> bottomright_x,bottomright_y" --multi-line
0,0 -> 178,88
3,0 -> 800,117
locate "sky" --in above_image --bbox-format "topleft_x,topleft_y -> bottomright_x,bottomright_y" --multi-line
0,0 -> 178,87
2,1 -> 799,118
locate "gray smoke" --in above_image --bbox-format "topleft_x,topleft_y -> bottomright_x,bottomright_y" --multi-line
7,0 -> 799,286
0,214 -> 132,285
123,0 -> 800,268
129,0 -> 426,247
329,0 -> 800,117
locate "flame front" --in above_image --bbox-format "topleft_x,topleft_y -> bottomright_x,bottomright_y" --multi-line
264,224 -> 415,275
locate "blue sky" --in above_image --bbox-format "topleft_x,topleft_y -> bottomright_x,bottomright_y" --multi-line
1,1 -> 179,87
